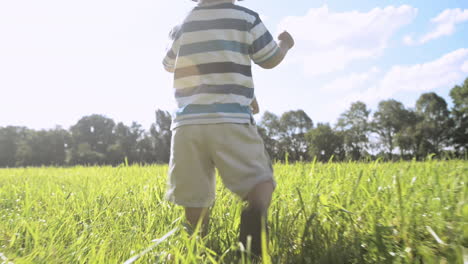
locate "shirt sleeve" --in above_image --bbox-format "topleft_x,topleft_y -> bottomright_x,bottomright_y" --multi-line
249,16 -> 280,65
162,25 -> 181,71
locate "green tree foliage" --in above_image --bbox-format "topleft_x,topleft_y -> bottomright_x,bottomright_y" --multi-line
259,110 -> 313,162
256,125 -> 277,161
135,134 -> 158,164
372,100 -> 412,159
0,127 -> 26,167
0,115 -> 165,167
2,77 -> 468,167
151,110 -> 172,163
127,122 -> 148,162
395,111 -> 424,158
306,123 -> 344,162
69,115 -> 116,165
107,123 -> 130,164
15,127 -> 69,166
0,126 -> 69,167
415,92 -> 452,155
71,143 -> 106,165
107,122 -> 147,165
279,110 -> 313,162
258,111 -> 282,161
336,101 -> 370,160
450,77 -> 468,153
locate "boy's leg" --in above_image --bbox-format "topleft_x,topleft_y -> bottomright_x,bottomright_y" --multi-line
166,125 -> 216,235
240,180 -> 274,256
185,207 -> 210,236
246,180 -> 274,213
207,123 -> 276,256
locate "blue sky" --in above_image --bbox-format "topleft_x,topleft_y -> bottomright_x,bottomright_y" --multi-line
1,0 -> 467,130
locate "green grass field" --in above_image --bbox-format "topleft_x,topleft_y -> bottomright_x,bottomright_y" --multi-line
0,161 -> 467,263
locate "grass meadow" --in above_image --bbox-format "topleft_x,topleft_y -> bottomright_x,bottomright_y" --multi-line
0,160 -> 467,263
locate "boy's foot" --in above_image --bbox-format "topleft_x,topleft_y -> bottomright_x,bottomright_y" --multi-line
236,249 -> 262,264
182,222 -> 195,236
239,206 -> 267,256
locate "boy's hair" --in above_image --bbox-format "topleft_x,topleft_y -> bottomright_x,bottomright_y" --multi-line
190,0 -> 243,2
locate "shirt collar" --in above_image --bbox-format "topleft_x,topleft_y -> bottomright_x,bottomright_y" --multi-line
198,0 -> 234,7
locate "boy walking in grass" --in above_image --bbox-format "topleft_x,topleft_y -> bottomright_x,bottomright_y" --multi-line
163,0 -> 294,256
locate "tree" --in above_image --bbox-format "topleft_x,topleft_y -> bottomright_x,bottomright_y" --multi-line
256,125 -> 276,161
395,111 -> 424,159
0,127 -> 29,167
372,100 -> 411,159
259,110 -> 314,162
259,111 -> 282,161
20,128 -> 69,166
0,127 -> 18,167
278,110 -> 313,162
415,92 -> 452,155
14,129 -> 34,166
135,133 -> 157,164
450,77 -> 468,153
0,126 -> 69,167
261,111 -> 282,137
306,123 -> 344,162
107,122 -> 145,165
151,110 -> 172,163
336,101 -> 370,160
69,115 -> 116,165
70,143 -> 106,165
128,122 -> 146,162
107,123 -> 130,165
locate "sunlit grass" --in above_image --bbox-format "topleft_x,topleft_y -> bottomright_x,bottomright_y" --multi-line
0,160 -> 467,263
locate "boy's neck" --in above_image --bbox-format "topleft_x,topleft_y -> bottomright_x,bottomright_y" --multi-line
198,0 -> 235,5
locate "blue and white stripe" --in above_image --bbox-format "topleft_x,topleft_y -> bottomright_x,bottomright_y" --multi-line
163,1 -> 279,129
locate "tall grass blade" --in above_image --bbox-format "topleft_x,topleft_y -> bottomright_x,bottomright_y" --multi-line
123,227 -> 178,264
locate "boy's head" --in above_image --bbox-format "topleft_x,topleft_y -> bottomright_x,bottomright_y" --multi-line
191,0 -> 242,2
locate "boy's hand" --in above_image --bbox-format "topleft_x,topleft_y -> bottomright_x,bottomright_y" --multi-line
250,97 -> 260,115
256,31 -> 294,69
278,31 -> 295,50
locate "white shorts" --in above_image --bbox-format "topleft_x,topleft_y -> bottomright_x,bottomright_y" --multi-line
165,123 -> 275,207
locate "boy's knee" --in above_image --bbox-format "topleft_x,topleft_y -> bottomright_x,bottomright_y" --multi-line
246,180 -> 274,212
248,198 -> 269,214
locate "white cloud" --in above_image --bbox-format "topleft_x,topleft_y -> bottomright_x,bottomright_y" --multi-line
345,48 -> 468,104
303,47 -> 377,76
403,35 -> 415,46
278,5 -> 418,76
320,67 -> 379,93
404,8 -> 468,45
462,61 -> 468,73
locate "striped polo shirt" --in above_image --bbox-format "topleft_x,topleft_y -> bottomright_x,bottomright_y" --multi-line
163,0 -> 279,129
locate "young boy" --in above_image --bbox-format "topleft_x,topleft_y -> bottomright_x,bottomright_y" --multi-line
163,0 -> 294,256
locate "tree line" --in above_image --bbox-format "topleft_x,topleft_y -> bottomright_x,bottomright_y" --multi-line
0,78 -> 467,167
0,110 -> 172,167
260,77 -> 467,162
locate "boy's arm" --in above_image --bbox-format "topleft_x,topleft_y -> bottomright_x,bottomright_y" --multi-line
250,97 -> 260,115
162,25 -> 180,73
258,31 -> 295,69
163,47 -> 177,73
164,65 -> 175,73
163,49 -> 176,73
248,14 -> 295,70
